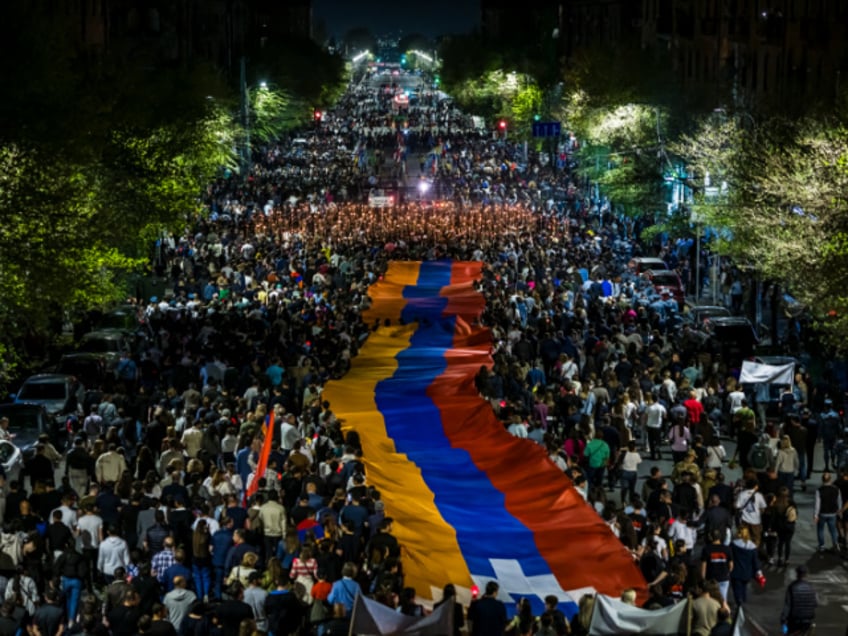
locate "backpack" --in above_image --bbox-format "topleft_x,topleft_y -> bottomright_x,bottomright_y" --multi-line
750,444 -> 770,471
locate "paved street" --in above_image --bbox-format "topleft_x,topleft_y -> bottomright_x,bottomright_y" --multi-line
633,436 -> 848,634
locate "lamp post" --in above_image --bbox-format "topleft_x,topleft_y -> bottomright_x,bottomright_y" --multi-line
240,57 -> 250,176
239,57 -> 270,177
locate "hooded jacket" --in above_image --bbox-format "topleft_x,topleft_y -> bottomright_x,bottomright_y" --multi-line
730,539 -> 760,581
164,587 -> 197,631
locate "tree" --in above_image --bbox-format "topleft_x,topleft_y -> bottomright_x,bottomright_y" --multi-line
554,45 -> 687,221
0,6 -> 238,384
250,35 -> 347,110
673,111 -> 848,345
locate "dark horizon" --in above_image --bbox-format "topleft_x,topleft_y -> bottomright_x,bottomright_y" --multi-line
313,0 -> 479,39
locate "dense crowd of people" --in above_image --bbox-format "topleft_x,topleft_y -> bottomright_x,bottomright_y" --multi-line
2,68 -> 846,636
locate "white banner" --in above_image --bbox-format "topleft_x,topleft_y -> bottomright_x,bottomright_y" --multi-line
349,593 -> 453,635
739,361 -> 794,386
589,594 -> 689,635
369,195 -> 395,208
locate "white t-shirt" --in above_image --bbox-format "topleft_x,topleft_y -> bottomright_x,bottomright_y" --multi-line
728,390 -> 746,414
645,403 -> 667,429
735,489 -> 766,525
621,451 -> 643,472
76,514 -> 103,551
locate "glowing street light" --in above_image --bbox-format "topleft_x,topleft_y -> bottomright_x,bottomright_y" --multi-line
352,50 -> 370,63
411,49 -> 433,63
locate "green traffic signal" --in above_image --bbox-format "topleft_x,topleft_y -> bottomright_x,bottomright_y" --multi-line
533,114 -> 541,121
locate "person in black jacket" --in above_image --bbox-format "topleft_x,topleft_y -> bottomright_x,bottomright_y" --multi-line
132,561 -> 163,616
54,539 -> 88,628
47,510 -> 74,560
0,599 -> 26,636
25,445 -> 54,491
264,578 -> 305,636
781,565 -> 818,634
433,584 -> 464,636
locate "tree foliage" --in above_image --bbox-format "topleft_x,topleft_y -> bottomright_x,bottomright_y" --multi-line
0,5 -> 346,385
672,109 -> 848,344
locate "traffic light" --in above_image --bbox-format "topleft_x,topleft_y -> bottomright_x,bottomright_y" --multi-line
434,75 -> 440,85
498,120 -> 507,130
314,110 -> 322,122
533,114 -> 541,121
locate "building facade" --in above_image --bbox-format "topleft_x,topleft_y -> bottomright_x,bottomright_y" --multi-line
481,0 -> 640,58
21,0 -> 315,75
642,0 -> 848,107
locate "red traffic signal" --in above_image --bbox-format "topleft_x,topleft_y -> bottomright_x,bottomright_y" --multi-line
314,110 -> 323,121
498,120 -> 507,130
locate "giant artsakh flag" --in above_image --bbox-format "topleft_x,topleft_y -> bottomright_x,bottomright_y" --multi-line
322,261 -> 646,617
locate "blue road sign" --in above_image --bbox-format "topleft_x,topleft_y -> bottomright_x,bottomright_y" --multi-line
532,121 -> 561,138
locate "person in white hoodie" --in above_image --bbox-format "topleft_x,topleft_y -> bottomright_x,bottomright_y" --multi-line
97,524 -> 130,583
164,575 -> 197,631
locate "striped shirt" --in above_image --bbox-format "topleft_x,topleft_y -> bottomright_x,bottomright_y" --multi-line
288,557 -> 317,581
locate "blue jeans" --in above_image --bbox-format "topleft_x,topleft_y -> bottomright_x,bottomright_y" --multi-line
797,452 -> 807,481
731,578 -> 749,606
587,465 -> 605,490
193,564 -> 211,600
817,514 -> 838,548
213,565 -> 225,599
620,470 -> 638,503
823,440 -> 838,470
62,576 -> 83,623
778,471 -> 795,493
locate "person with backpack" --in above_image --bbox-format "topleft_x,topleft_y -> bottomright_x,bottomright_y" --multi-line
773,486 -> 798,567
735,478 -> 767,546
4,566 -> 38,617
747,434 -> 774,482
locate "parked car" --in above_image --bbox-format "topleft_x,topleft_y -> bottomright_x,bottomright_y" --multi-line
687,305 -> 732,330
75,329 -> 134,372
628,256 -> 668,275
13,373 -> 83,427
97,305 -> 143,332
0,439 -> 23,483
0,401 -> 68,459
707,317 -> 760,366
643,269 -> 685,305
57,353 -> 109,390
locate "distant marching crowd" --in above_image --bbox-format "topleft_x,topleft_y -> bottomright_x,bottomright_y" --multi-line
1,70 -> 844,636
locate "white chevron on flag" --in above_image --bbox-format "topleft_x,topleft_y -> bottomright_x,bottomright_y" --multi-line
420,559 -> 595,609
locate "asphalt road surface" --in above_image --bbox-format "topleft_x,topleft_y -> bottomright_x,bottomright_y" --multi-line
637,437 -> 848,634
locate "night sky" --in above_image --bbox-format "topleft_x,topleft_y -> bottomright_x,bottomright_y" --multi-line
313,0 -> 479,38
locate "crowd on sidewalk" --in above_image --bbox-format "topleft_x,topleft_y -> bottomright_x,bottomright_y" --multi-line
2,72 -> 846,636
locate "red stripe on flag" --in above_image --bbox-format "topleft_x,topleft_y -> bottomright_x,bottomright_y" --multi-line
246,410 -> 275,501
